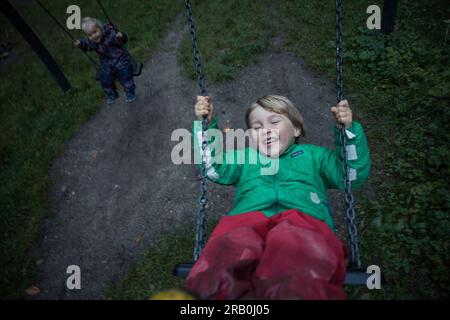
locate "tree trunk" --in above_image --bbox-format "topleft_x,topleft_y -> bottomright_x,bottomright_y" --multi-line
381,0 -> 398,35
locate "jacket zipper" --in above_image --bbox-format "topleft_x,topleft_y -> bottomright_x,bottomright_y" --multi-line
273,167 -> 279,214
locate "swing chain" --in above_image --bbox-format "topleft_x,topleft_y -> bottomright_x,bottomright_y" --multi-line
193,117 -> 209,261
336,0 -> 361,269
96,0 -> 113,25
184,0 -> 207,96
184,0 -> 208,261
35,0 -> 99,68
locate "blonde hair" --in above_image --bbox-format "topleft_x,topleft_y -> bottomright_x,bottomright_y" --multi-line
81,17 -> 102,33
245,95 -> 305,143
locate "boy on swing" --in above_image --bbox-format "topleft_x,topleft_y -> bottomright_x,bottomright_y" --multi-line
74,17 -> 136,104
186,95 -> 371,299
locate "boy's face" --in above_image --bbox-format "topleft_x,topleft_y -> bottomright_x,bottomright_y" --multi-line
85,24 -> 103,43
248,106 -> 301,157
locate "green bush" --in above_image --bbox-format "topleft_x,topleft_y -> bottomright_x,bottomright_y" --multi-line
342,2 -> 450,298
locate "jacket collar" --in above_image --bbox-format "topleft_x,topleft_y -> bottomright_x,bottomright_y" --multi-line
254,143 -> 299,161
280,143 -> 298,158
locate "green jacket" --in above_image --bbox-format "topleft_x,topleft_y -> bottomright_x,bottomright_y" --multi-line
193,118 -> 371,230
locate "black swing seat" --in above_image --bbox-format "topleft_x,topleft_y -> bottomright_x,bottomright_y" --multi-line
131,59 -> 143,77
173,263 -> 194,279
173,263 -> 371,286
93,58 -> 142,80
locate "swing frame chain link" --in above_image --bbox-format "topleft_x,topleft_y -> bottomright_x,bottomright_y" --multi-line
184,0 -> 207,96
336,0 -> 361,269
184,0 -> 208,261
96,0 -> 112,25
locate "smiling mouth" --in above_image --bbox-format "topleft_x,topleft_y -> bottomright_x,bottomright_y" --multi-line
264,137 -> 278,146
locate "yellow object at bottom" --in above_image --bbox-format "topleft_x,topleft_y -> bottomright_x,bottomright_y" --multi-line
150,289 -> 195,300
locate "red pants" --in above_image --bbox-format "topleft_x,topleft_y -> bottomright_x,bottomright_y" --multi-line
185,209 -> 347,300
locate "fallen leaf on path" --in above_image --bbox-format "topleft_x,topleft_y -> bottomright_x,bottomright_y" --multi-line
134,235 -> 143,245
25,286 -> 40,296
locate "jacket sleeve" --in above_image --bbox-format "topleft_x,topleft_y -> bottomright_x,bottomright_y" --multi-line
318,121 -> 371,190
105,28 -> 128,47
103,26 -> 118,46
118,32 -> 128,45
193,118 -> 242,185
78,39 -> 96,51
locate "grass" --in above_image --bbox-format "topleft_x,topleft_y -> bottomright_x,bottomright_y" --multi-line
108,0 -> 449,299
2,0 -> 448,299
105,219 -> 219,300
105,229 -> 191,300
178,0 -> 275,83
0,0 -> 180,299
